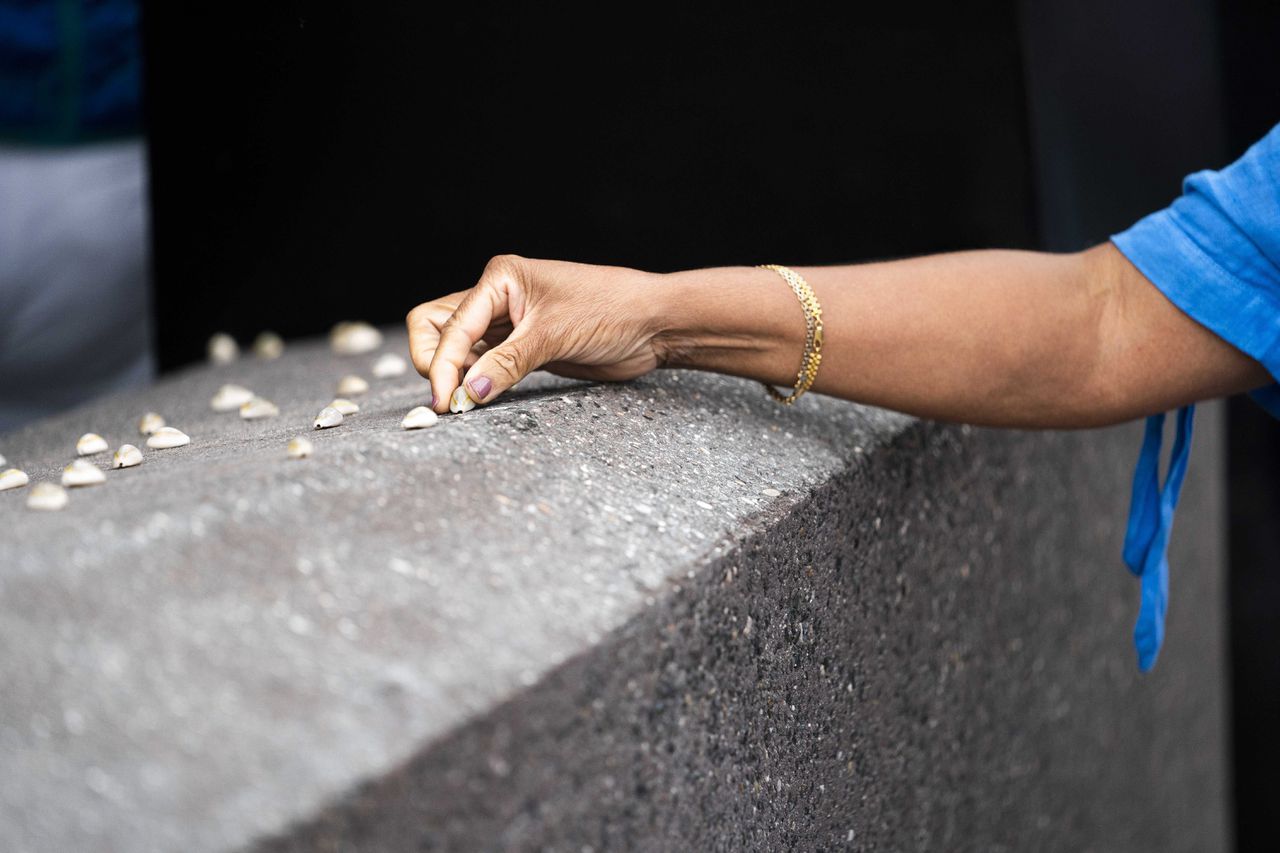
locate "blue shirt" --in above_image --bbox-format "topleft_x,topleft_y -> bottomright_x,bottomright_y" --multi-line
1111,122 -> 1280,671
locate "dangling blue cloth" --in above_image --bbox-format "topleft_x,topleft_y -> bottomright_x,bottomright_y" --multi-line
1122,406 -> 1194,672
1112,121 -> 1280,670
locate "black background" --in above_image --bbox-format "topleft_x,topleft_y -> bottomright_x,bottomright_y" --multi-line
142,1 -> 1279,847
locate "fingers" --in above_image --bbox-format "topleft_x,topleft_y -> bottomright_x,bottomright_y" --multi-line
427,276 -> 510,412
461,328 -> 547,405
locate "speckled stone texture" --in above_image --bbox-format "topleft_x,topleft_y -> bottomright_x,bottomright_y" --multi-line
0,332 -> 1226,852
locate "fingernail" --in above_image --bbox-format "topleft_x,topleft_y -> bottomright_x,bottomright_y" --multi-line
467,376 -> 493,401
429,393 -> 437,408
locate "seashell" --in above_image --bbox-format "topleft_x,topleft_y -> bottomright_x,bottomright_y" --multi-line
253,331 -> 284,360
449,386 -> 476,413
211,384 -> 255,412
27,482 -> 68,511
138,412 -> 166,435
287,437 -> 313,459
372,352 -> 408,378
0,452 -> 6,466
329,398 -> 360,415
77,433 -> 109,456
330,321 -> 382,355
240,396 -> 280,420
112,444 -> 143,469
401,406 -> 439,430
208,333 -> 239,365
0,468 -> 29,491
336,375 -> 369,396
314,406 -> 344,429
62,459 -> 105,487
147,427 -> 190,449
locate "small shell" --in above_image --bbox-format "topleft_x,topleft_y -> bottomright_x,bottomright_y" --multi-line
314,406 -> 344,429
211,384 -> 255,412
27,482 -> 68,511
401,406 -> 439,430
112,444 -> 143,469
77,433 -> 109,456
287,437 -> 314,459
208,333 -> 239,365
147,427 -> 190,449
0,452 -> 6,466
253,331 -> 285,360
329,398 -> 360,415
138,412 -> 166,435
240,396 -> 280,420
0,468 -> 29,491
336,375 -> 369,396
330,322 -> 382,355
450,386 -> 476,413
62,459 -> 106,487
372,352 -> 408,378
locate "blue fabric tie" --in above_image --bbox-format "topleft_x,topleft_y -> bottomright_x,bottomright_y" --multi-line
1122,405 -> 1195,672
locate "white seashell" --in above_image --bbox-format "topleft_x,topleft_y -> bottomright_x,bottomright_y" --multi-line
0,468 -> 29,491
253,331 -> 284,360
449,386 -> 476,413
112,444 -> 143,469
287,437 -> 314,459
240,396 -> 280,420
0,452 -> 6,466
208,333 -> 239,364
336,375 -> 369,396
27,482 -> 68,511
211,384 -> 255,412
314,406 -> 344,429
138,412 -> 166,435
147,427 -> 190,449
76,433 -> 109,456
372,352 -> 408,378
401,406 -> 439,430
329,398 -> 360,415
330,321 -> 382,355
62,459 -> 105,487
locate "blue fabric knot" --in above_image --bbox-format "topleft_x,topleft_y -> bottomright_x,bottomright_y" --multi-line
1122,405 -> 1195,672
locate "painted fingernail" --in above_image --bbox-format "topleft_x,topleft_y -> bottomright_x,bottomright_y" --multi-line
467,376 -> 493,401
429,393 -> 438,409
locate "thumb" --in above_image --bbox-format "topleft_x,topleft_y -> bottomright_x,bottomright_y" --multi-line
460,329 -> 545,406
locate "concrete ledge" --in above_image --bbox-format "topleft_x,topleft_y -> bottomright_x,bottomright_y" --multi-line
0,332 -> 1227,851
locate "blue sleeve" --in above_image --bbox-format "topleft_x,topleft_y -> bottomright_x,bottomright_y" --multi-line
1108,123 -> 1280,672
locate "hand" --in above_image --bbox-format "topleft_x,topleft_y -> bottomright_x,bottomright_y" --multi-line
406,255 -> 666,412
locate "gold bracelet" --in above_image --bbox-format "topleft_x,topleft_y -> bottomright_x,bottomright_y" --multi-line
758,264 -> 824,405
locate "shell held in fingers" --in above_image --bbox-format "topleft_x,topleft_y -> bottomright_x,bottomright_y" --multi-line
314,406 -> 344,429
240,397 -> 280,420
211,384 -> 255,412
27,482 -> 68,511
372,352 -> 408,378
0,468 -> 29,491
138,412 -> 166,435
77,433 -> 109,456
112,444 -> 143,469
287,437 -> 313,459
330,321 -> 382,355
147,427 -> 190,449
253,331 -> 284,360
329,398 -> 359,415
401,406 -> 439,430
208,333 -> 238,364
450,386 -> 476,413
336,375 -> 369,396
63,459 -> 106,487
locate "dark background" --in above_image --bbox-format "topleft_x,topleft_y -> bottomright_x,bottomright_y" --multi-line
141,1 -> 1278,847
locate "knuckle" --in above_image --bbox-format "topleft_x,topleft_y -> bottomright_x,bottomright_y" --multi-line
487,345 -> 526,378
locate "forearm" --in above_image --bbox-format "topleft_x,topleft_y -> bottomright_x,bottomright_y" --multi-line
653,244 -> 1268,428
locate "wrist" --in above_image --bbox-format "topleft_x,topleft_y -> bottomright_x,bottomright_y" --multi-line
647,266 -> 803,384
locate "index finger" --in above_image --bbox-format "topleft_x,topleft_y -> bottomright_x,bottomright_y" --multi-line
427,278 -> 508,412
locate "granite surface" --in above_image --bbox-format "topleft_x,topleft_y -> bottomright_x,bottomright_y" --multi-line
0,331 -> 1227,851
